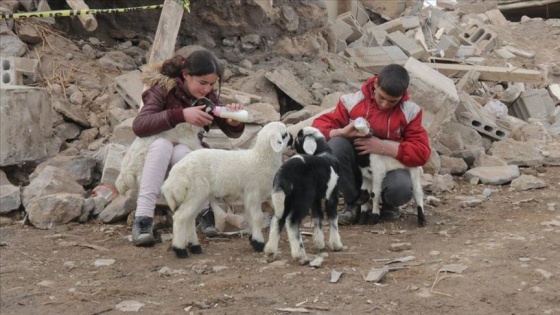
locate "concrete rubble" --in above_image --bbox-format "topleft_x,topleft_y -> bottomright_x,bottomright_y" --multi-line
0,0 -> 559,231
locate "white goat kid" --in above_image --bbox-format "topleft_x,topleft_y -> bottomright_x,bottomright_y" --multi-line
264,126 -> 343,265
358,140 -> 425,227
162,121 -> 293,258
115,122 -> 203,194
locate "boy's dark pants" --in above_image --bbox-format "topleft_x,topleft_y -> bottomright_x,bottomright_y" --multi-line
328,137 -> 413,210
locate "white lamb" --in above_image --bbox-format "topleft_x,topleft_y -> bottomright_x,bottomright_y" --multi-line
114,122 -> 203,194
161,121 -> 293,258
358,140 -> 426,227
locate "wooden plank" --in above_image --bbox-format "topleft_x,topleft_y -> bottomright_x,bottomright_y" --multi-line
148,0 -> 185,63
425,63 -> 544,84
18,0 -> 55,24
66,0 -> 98,31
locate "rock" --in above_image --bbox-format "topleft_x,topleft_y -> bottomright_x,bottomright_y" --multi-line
510,174 -> 547,191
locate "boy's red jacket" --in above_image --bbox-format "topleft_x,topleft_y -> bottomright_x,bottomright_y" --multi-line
312,76 -> 431,167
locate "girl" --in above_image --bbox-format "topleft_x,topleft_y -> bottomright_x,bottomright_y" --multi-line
132,50 -> 245,246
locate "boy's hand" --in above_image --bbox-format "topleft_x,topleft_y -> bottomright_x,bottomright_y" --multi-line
330,123 -> 369,138
354,136 -> 385,155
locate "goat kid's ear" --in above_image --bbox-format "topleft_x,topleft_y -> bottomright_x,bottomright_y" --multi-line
270,133 -> 284,153
302,136 -> 317,155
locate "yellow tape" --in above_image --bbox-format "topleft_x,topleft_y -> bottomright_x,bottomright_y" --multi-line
0,1 -> 190,20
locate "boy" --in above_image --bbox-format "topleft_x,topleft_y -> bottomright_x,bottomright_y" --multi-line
311,64 -> 431,225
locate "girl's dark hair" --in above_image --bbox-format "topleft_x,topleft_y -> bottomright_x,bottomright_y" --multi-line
377,64 -> 410,97
160,50 -> 223,96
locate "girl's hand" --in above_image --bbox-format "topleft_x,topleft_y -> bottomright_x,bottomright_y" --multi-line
224,103 -> 244,126
225,103 -> 243,111
183,105 -> 213,127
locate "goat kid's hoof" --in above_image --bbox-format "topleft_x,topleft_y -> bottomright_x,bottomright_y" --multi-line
249,236 -> 265,252
417,216 -> 426,227
172,246 -> 189,259
188,243 -> 203,254
294,256 -> 310,266
368,213 -> 381,225
359,211 -> 372,225
417,207 -> 426,227
265,253 -> 277,263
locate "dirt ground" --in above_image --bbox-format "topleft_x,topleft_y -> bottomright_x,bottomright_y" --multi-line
1,166 -> 559,315
2,3 -> 560,315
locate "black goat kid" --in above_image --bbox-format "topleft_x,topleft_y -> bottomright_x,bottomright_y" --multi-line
264,127 -> 343,265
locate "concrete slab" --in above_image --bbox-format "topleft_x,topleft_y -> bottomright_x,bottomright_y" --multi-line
404,57 -> 459,139
114,70 -> 143,109
265,69 -> 317,106
345,46 -> 408,73
0,85 -> 53,166
510,88 -> 556,120
387,31 -> 428,60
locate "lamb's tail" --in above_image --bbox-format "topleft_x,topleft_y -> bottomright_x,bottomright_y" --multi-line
161,179 -> 182,212
115,151 -> 139,194
114,173 -> 127,194
271,179 -> 293,218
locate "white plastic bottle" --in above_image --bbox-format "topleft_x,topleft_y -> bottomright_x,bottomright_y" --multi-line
213,106 -> 250,122
353,117 -> 370,134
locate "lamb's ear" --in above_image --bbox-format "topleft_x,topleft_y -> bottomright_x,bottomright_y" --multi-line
270,133 -> 284,153
302,136 -> 317,155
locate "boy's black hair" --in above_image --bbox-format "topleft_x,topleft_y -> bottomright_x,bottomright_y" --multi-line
376,64 -> 410,97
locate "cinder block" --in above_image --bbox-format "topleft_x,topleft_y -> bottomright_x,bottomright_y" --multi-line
1,57 -> 22,86
510,89 -> 556,121
387,31 -> 428,60
457,112 -> 509,141
114,70 -> 143,109
458,21 -> 498,52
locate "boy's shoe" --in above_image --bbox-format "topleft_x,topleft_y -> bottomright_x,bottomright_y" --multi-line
338,203 -> 359,226
196,208 -> 218,238
132,216 -> 156,247
381,205 -> 400,221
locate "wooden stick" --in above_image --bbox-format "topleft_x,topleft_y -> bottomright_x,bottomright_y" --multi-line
148,0 -> 185,63
66,0 -> 98,31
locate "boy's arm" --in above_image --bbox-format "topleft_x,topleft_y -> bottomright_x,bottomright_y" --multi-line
311,101 -> 351,140
396,110 -> 432,167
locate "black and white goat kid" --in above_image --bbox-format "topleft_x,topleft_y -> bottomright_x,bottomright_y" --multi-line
264,127 -> 343,265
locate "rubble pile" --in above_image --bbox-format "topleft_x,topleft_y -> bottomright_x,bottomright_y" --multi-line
0,0 -> 559,230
